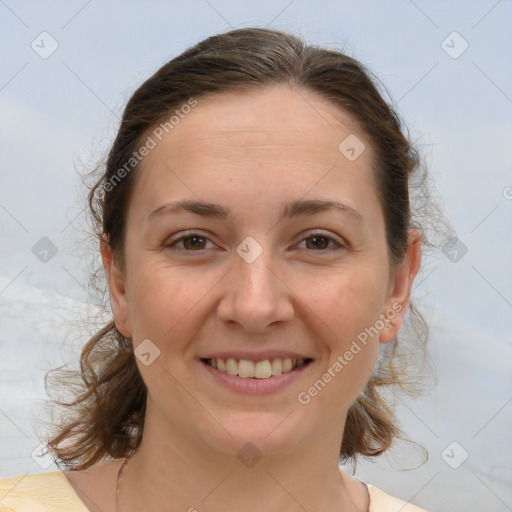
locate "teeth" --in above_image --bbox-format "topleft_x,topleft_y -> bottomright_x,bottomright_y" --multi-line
226,358 -> 238,375
282,358 -> 293,373
206,357 -> 307,379
270,358 -> 282,376
238,359 -> 255,378
254,360 -> 272,379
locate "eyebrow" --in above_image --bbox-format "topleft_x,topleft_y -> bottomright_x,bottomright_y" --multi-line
147,199 -> 364,222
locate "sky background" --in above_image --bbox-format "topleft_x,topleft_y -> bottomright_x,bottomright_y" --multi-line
1,1 -> 511,511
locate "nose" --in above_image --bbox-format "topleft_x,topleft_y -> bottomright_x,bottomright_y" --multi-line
216,241 -> 295,333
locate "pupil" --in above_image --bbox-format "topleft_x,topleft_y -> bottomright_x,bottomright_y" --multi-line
310,236 -> 327,249
187,236 -> 204,249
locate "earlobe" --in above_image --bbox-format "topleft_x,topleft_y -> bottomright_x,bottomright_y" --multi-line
100,234 -> 132,338
379,228 -> 422,344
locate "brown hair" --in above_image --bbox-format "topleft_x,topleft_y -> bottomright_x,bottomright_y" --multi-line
45,27 -> 439,470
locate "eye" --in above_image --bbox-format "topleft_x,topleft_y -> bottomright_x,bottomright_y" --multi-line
296,231 -> 345,252
165,231 -> 215,253
165,230 -> 345,255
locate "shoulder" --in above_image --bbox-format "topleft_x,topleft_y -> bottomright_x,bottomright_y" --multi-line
368,484 -> 429,512
0,471 -> 88,512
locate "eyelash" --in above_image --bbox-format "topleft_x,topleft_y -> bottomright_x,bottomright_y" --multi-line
165,230 -> 346,255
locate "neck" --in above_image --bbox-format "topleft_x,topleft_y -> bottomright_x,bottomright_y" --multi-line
117,404 -> 364,511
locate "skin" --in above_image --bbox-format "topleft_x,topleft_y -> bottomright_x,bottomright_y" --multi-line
64,85 -> 421,512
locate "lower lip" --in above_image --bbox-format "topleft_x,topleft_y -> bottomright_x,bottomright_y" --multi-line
199,359 -> 312,394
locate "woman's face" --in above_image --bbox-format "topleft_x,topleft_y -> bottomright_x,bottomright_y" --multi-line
104,85 -> 418,458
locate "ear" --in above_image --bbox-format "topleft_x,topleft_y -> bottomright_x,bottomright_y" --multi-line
379,228 -> 422,343
100,234 -> 132,338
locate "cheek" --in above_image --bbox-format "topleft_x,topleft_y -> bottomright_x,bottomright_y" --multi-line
126,251 -> 388,342
126,257 -> 212,342
297,263 -> 388,341
294,266 -> 386,407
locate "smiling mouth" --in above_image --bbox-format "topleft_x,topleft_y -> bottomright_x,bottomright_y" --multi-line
201,357 -> 313,379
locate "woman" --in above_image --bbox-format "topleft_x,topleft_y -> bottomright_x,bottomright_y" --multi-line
0,27 -> 432,511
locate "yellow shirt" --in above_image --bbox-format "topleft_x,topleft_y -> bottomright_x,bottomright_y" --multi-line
0,471 -> 428,511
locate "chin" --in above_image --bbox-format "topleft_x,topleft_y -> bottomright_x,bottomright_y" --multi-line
196,408 -> 312,459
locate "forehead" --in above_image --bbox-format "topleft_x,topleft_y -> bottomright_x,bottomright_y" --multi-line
157,85 -> 369,160
130,85 -> 379,225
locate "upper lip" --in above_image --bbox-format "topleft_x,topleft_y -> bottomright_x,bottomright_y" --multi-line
200,351 -> 313,362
